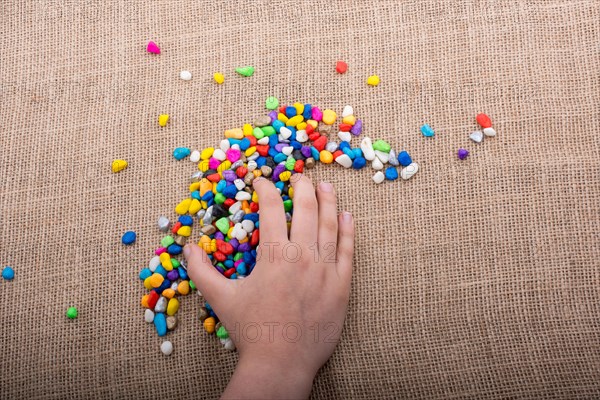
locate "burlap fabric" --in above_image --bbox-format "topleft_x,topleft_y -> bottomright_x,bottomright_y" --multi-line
1,0 -> 599,398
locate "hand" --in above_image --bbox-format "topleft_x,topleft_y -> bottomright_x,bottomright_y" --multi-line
184,174 -> 355,399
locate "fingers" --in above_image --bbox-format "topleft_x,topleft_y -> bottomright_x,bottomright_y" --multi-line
253,177 -> 288,242
184,244 -> 230,304
289,174 -> 318,244
336,212 -> 354,285
316,182 -> 338,248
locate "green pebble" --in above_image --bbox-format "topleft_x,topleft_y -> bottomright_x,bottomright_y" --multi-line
283,199 -> 293,212
189,280 -> 196,290
261,126 -> 276,136
66,307 -> 78,319
161,236 -> 175,248
216,326 -> 229,339
233,252 -> 243,261
373,140 -> 391,153
215,217 -> 230,234
253,127 -> 265,139
235,66 -> 255,77
216,263 -> 226,272
214,192 -> 226,204
171,258 -> 180,268
265,96 -> 279,110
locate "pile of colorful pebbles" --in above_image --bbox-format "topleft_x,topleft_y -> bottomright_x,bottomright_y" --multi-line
139,101 -> 421,352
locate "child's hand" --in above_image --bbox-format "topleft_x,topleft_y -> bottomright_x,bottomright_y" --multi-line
185,175 -> 354,399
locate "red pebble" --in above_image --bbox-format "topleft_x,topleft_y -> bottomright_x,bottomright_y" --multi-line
236,166 -> 248,178
279,106 -> 286,114
476,113 -> 492,128
223,199 -> 235,209
147,291 -> 159,309
224,268 -> 236,278
250,202 -> 259,212
305,124 -> 314,135
214,251 -> 227,262
308,132 -> 320,142
255,145 -> 270,156
313,136 -> 327,152
171,222 -> 182,234
332,150 -> 343,160
294,160 -> 304,173
207,173 -> 221,182
216,240 -> 234,255
247,136 -> 257,146
250,229 -> 260,246
339,123 -> 352,132
336,61 -> 348,74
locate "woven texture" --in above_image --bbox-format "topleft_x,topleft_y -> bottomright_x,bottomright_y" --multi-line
1,0 -> 599,398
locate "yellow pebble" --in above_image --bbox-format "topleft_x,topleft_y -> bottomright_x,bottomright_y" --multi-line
342,115 -> 356,125
209,239 -> 217,253
158,114 -> 170,127
200,147 -> 214,160
177,280 -> 190,295
306,120 -> 318,129
322,109 -> 337,125
141,294 -> 149,308
160,253 -> 172,270
252,170 -> 262,178
166,298 -> 180,316
143,277 -> 153,291
227,226 -> 234,239
224,128 -> 243,139
204,317 -> 216,333
111,159 -> 128,173
252,190 -> 259,203
288,186 -> 294,199
199,178 -> 212,196
162,289 -> 175,299
177,226 -> 192,237
245,147 -> 256,157
277,113 -> 288,123
294,102 -> 304,115
199,235 -> 212,253
175,198 -> 192,215
189,182 -> 200,192
217,160 -> 232,173
188,199 -> 201,215
198,160 -> 209,172
286,115 -> 304,127
367,75 -> 380,86
213,72 -> 224,84
201,200 -> 208,209
243,123 -> 253,136
149,273 -> 164,288
296,122 -> 307,130
238,237 -> 249,244
320,150 -> 334,164
279,171 -> 292,182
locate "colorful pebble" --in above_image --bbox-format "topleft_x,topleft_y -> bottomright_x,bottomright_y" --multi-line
335,61 -> 347,74
173,147 -> 191,160
147,41 -> 160,54
66,307 -> 78,319
111,159 -> 128,173
367,75 -> 380,86
121,231 -> 137,245
213,72 -> 225,84
470,131 -> 483,143
158,114 -> 170,127
457,148 -> 469,160
2,266 -> 14,281
420,124 -> 435,137
235,66 -> 255,77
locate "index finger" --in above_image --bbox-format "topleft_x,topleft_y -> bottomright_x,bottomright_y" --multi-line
252,177 -> 289,243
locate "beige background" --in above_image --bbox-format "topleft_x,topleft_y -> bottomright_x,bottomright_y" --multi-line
1,0 -> 599,398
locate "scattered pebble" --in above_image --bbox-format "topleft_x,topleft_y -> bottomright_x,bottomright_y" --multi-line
66,307 -> 78,319
265,96 -> 279,110
160,341 -> 173,356
157,216 -> 170,232
144,309 -> 155,323
190,150 -> 201,163
367,75 -> 380,86
121,231 -> 137,245
385,166 -> 398,180
213,72 -> 224,84
476,113 -> 492,128
235,66 -> 255,77
420,124 -> 435,137
401,163 -> 419,180
173,147 -> 191,160
457,148 -> 469,160
111,159 -> 128,173
2,266 -> 14,281
180,70 -> 192,81
336,61 -> 348,74
372,171 -> 385,183
147,41 -> 160,54
158,114 -> 170,127
483,127 -> 496,137
397,151 -> 412,167
470,131 -> 483,143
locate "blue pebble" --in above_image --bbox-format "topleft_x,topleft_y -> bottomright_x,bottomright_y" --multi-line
272,120 -> 284,133
273,153 -> 287,163
206,198 -> 214,207
243,251 -> 255,264
339,141 -> 350,151
290,140 -> 302,150
275,181 -> 285,192
177,267 -> 188,280
397,151 -> 412,167
2,266 -> 15,281
285,106 -> 297,118
222,185 -> 238,199
228,139 -> 241,147
244,213 -> 259,222
224,259 -> 234,268
154,265 -> 168,277
236,262 -> 247,275
239,138 -> 251,150
156,279 -> 171,294
302,104 -> 312,119
191,190 -> 201,200
352,156 -> 367,169
385,166 -> 399,180
268,147 -> 279,158
352,148 -> 363,158
121,231 -> 136,245
216,180 -> 227,192
230,273 -> 238,279
167,244 -> 182,255
173,147 -> 191,160
201,191 -> 214,202
205,303 -> 212,311
154,313 -> 167,337
268,134 -> 279,147
420,124 -> 435,137
178,215 -> 193,226
310,146 -> 320,160
343,147 -> 355,160
139,268 -> 152,280
208,310 -> 217,317
256,157 -> 266,167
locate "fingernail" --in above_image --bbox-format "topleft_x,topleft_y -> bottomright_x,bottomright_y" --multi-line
319,182 -> 333,193
342,211 -> 352,222
183,244 -> 191,258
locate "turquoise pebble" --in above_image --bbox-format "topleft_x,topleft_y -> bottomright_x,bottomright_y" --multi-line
173,147 -> 191,160
2,266 -> 14,280
139,268 -> 152,280
420,124 -> 435,137
154,313 -> 167,336
385,166 -> 398,180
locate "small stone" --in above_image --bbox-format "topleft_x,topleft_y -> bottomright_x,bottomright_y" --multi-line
213,72 -> 225,84
360,137 -> 376,161
325,141 -> 338,153
66,307 -> 78,319
401,163 -> 419,180
305,157 -> 316,169
373,140 -> 391,153
335,61 -> 348,74
260,165 -> 272,177
158,114 -> 170,127
385,166 -> 399,180
166,316 -> 178,330
265,96 -> 279,110
173,147 -> 191,160
476,113 -> 493,128
375,150 -> 390,164
342,105 -> 353,117
372,171 -> 385,184
180,70 -> 192,80
148,256 -> 160,272
199,307 -> 209,322
154,297 -> 167,313
319,124 -> 332,135
174,235 -> 187,246
190,150 -> 200,163
160,341 -> 173,356
111,159 -> 128,173
254,116 -> 271,127
235,66 -> 255,77
158,216 -> 170,232
147,41 -> 160,54
335,154 -> 353,168
144,309 -> 155,323
2,266 -> 14,281
223,338 -> 236,351
295,130 -> 308,142
367,75 -> 380,86
483,127 -> 496,137
397,151 -> 412,167
389,149 -> 399,166
470,131 -> 483,143
372,157 -> 383,170
121,231 -> 136,245
457,148 -> 469,160
338,131 -> 351,142
420,124 -> 435,137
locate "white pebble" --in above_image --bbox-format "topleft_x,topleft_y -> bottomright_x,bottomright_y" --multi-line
335,154 -> 353,168
234,179 -> 246,191
248,152 -> 260,161
233,224 -> 248,240
219,140 -> 230,152
180,70 -> 192,81
325,141 -> 338,153
149,256 -> 161,272
231,144 -> 240,151
372,157 -> 384,170
160,341 -> 173,356
282,146 -> 294,156
401,162 -> 419,180
375,150 -> 389,164
361,137 -> 376,161
483,127 -> 496,137
213,148 -> 226,160
157,216 -> 170,232
144,309 -> 155,323
470,131 -> 483,143
257,137 -> 270,145
247,160 -> 257,171
389,149 -> 399,166
295,130 -> 308,142
372,171 -> 385,184
338,131 -> 352,142
280,127 -> 292,140
190,150 -> 200,163
241,220 -> 255,232
190,171 -> 203,181
223,338 -> 236,351
235,191 -> 251,201
342,105 -> 353,118
170,282 -> 179,291
154,297 -> 167,313
229,201 -> 242,215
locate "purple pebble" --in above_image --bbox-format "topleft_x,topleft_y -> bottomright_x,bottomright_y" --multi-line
238,243 -> 251,252
272,164 -> 286,181
166,270 -> 179,281
222,170 -> 236,182
274,143 -> 286,152
215,232 -> 225,241
457,148 -> 469,160
229,238 -> 239,251
300,146 -> 312,158
350,119 -> 362,135
268,110 -> 278,122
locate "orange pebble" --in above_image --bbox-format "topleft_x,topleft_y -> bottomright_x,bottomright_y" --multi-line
177,281 -> 190,295
162,289 -> 176,299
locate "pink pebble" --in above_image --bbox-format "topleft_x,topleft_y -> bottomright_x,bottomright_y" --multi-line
234,259 -> 243,267
311,106 -> 323,122
208,158 -> 221,170
226,149 -> 241,163
147,41 -> 161,54
155,247 -> 167,256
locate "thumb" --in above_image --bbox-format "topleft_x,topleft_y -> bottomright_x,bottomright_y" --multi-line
183,243 -> 230,305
